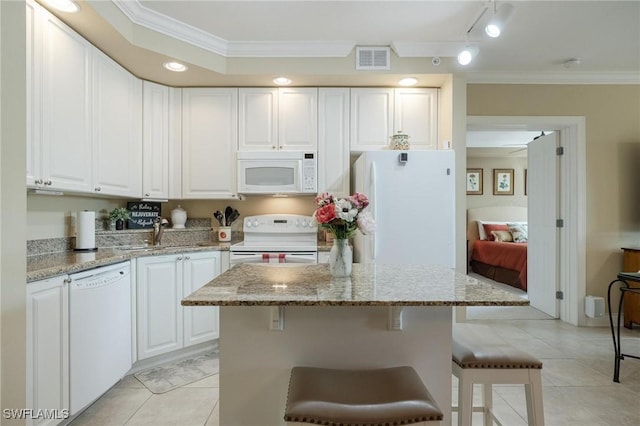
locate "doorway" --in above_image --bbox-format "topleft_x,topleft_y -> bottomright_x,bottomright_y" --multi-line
467,116 -> 586,325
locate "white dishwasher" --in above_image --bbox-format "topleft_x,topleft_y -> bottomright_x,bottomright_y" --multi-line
69,261 -> 132,415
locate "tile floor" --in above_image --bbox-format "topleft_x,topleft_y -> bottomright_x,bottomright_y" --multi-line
70,316 -> 640,426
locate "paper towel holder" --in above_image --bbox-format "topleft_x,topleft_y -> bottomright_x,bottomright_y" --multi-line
74,210 -> 98,252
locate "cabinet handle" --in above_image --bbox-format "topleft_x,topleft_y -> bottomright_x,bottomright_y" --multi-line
95,187 -> 101,192
63,277 -> 71,285
44,180 -> 52,186
272,145 -> 276,149
176,256 -> 183,261
145,193 -> 150,197
185,256 -> 190,260
35,179 -> 43,185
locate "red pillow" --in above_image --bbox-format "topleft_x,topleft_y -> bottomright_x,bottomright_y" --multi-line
483,223 -> 509,241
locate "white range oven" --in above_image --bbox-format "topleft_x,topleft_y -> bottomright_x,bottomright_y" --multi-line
230,214 -> 318,266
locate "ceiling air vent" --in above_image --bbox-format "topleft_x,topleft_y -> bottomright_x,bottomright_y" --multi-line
356,47 -> 390,70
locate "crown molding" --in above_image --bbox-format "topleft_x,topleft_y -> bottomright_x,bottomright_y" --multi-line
391,41 -> 467,58
467,72 -> 640,85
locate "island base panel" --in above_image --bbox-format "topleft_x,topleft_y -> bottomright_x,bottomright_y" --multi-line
219,306 -> 452,426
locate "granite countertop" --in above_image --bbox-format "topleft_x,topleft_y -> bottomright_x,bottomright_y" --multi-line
181,263 -> 530,307
27,242 -> 234,283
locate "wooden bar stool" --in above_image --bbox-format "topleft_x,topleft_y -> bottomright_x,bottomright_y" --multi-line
452,324 -> 544,426
284,366 -> 443,425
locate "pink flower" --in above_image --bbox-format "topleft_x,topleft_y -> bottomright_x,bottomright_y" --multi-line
314,192 -> 333,206
350,192 -> 369,209
315,204 -> 336,224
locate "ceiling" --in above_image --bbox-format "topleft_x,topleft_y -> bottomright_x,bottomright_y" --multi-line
42,0 -> 639,87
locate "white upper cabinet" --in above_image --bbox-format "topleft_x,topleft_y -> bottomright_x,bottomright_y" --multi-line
91,49 -> 142,197
182,88 -> 239,199
393,88 -> 438,149
142,81 -> 170,200
278,88 -> 318,150
28,1 -> 93,192
239,88 -> 317,151
350,88 -> 394,151
318,88 -> 350,197
350,88 -> 439,151
238,88 -> 278,151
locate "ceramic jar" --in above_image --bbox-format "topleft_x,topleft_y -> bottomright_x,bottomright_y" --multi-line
171,205 -> 187,229
390,131 -> 410,150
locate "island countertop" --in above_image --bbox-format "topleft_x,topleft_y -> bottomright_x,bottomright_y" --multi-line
181,263 -> 529,307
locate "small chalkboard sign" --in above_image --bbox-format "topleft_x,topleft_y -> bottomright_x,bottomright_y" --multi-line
127,202 -> 161,229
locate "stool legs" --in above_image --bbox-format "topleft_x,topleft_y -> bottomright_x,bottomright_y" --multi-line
482,383 -> 493,426
525,370 -> 544,426
456,370 -> 474,426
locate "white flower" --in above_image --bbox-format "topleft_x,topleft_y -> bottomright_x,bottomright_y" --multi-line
334,198 -> 358,222
357,211 -> 375,234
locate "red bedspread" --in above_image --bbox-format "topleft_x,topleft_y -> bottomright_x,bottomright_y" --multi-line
471,240 -> 527,289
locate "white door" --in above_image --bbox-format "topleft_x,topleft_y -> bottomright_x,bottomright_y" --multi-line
136,255 -> 183,359
183,252 -> 220,347
394,88 -> 438,149
528,132 -> 560,317
278,88 -> 317,150
182,88 -> 238,198
238,88 -> 278,151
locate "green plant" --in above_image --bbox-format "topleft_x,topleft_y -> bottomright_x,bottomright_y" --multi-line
109,207 -> 131,222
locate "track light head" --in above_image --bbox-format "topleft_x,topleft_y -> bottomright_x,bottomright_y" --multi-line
485,3 -> 514,38
457,46 -> 479,66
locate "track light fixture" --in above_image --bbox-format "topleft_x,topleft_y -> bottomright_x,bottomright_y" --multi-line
457,45 -> 479,66
485,2 -> 514,38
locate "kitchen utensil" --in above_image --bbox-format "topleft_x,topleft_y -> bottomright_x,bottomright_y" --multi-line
213,211 -> 224,226
227,209 -> 239,225
225,206 -> 234,226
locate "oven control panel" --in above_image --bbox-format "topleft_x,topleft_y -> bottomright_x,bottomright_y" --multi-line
243,214 -> 317,233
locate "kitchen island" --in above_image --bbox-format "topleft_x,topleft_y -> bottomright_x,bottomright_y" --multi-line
182,263 -> 528,426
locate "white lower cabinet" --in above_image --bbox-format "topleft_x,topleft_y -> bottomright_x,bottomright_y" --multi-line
26,275 -> 69,426
136,252 -> 220,360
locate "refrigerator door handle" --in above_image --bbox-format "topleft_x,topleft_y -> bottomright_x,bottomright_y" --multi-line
369,161 -> 376,260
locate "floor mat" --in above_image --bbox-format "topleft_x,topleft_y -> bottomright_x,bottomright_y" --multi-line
134,351 -> 219,394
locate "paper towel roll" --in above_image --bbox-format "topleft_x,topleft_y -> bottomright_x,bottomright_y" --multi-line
75,210 -> 97,251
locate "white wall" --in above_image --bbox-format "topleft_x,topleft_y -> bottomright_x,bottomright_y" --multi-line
1,0 -> 27,420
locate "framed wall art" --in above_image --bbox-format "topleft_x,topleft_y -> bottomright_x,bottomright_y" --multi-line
466,168 -> 483,195
493,168 -> 514,195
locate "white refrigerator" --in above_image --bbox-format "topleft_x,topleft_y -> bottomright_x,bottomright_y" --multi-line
352,150 -> 455,267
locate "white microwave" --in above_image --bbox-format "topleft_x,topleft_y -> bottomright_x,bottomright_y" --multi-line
237,151 -> 317,194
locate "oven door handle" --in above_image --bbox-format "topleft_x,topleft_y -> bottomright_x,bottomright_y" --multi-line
282,254 -> 316,264
229,253 -> 265,263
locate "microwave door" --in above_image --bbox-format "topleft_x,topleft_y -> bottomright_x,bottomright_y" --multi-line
239,161 -> 300,193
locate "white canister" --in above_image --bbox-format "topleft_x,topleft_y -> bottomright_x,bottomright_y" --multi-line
390,131 -> 410,150
171,205 -> 187,229
218,226 -> 232,242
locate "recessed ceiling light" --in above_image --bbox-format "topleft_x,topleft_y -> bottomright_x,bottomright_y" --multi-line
163,62 -> 188,72
273,77 -> 292,85
398,78 -> 418,86
43,0 -> 80,13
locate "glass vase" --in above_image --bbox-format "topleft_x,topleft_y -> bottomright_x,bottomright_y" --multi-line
328,239 -> 352,277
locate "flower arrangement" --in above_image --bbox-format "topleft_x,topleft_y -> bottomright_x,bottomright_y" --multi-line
314,192 -> 375,240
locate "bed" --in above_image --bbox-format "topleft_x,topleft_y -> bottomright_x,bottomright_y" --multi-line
467,206 -> 528,291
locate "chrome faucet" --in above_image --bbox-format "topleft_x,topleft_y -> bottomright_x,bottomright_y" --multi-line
153,217 -> 169,246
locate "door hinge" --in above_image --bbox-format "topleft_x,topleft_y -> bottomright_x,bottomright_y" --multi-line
556,291 -> 564,300
556,219 -> 564,228
556,147 -> 564,156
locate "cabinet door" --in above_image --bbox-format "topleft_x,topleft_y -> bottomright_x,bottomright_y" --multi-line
278,88 -> 318,150
92,50 -> 142,197
136,255 -> 183,360
26,275 -> 69,426
350,88 -> 394,151
318,88 -> 350,197
394,88 -> 438,149
142,81 -> 170,199
40,9 -> 92,192
238,88 -> 278,151
182,88 -> 238,199
183,252 -> 220,347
